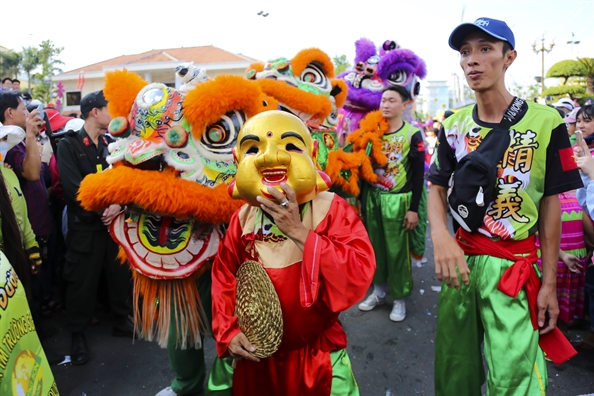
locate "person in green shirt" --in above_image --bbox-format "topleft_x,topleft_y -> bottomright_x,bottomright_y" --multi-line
357,85 -> 427,322
427,17 -> 583,395
0,123 -> 40,276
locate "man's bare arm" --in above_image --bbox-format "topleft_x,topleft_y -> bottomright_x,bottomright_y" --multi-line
21,111 -> 42,181
427,185 -> 469,289
536,194 -> 561,334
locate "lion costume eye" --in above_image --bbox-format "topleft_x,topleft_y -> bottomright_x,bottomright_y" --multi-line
300,64 -> 328,89
387,70 -> 409,86
199,110 -> 246,159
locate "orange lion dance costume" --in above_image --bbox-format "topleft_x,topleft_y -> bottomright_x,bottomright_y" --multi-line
77,69 -> 269,350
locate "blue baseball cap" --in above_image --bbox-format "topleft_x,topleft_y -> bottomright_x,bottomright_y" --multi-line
449,17 -> 515,51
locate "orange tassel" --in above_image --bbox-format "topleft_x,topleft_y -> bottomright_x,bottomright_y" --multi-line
133,264 -> 210,349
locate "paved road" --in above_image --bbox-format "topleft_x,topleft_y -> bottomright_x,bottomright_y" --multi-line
45,230 -> 594,395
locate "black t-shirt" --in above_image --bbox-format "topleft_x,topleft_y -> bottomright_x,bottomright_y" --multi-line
57,127 -> 113,230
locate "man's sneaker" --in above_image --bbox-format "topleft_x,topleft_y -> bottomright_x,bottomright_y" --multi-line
358,293 -> 385,311
389,299 -> 406,322
155,386 -> 177,396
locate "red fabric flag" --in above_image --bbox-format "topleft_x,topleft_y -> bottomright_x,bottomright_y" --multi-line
559,147 -> 578,171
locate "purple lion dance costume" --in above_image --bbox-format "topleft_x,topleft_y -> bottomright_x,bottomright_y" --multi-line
336,38 -> 427,145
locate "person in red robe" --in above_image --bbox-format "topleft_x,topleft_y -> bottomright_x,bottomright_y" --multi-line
207,111 -> 376,396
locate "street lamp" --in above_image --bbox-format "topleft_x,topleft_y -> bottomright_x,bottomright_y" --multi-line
567,32 -> 580,58
532,35 -> 555,94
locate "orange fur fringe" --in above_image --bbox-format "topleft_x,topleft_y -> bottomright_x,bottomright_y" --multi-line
326,150 -> 362,196
247,62 -> 265,74
347,110 -> 390,167
262,94 -> 279,110
291,48 -> 335,78
325,111 -> 393,196
333,79 -> 349,109
133,264 -> 209,349
104,69 -> 149,118
184,75 -> 268,139
78,163 -> 245,225
256,79 -> 333,121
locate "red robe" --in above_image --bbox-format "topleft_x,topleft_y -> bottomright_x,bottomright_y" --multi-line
212,192 -> 376,396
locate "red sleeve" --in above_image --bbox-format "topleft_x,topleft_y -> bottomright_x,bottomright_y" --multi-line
300,195 -> 376,312
211,210 -> 244,358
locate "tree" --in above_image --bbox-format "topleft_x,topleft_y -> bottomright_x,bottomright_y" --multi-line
542,85 -> 586,97
545,57 -> 594,96
20,46 -> 40,94
577,57 -> 594,94
546,60 -> 586,84
332,54 -> 351,75
0,50 -> 22,79
32,40 -> 64,104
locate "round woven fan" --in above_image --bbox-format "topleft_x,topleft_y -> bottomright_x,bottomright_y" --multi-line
235,260 -> 283,358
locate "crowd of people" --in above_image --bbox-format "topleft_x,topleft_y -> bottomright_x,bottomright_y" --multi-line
0,87 -> 134,371
0,15 -> 593,396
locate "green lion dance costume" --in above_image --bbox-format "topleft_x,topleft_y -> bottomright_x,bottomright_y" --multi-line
245,48 -> 348,172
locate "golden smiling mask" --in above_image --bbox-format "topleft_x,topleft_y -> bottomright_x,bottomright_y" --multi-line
229,111 -> 331,206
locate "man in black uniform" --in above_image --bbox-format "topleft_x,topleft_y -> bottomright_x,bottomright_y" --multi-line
57,90 -> 132,365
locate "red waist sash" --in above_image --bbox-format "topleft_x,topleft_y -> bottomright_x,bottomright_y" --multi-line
456,228 -> 577,365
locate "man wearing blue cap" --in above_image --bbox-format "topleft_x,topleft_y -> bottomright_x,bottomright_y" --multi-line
427,17 -> 583,395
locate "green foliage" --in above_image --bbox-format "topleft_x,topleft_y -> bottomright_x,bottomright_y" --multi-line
332,54 -> 351,75
546,60 -> 586,83
577,58 -> 594,94
31,40 -> 64,104
542,85 -> 586,97
545,57 -> 594,96
414,109 -> 428,122
577,57 -> 594,74
0,50 -> 22,79
513,83 -> 541,101
20,47 -> 40,95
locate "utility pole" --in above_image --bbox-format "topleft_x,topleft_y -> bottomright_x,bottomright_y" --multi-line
567,32 -> 580,58
532,35 -> 555,94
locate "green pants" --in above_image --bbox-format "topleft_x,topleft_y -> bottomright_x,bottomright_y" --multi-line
205,349 -> 359,395
362,188 -> 427,298
434,255 -> 547,396
168,270 -> 212,396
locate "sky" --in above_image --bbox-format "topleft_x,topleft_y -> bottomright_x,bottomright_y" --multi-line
1,0 -> 593,92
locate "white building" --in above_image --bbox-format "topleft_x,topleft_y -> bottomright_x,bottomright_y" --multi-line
54,45 -> 257,114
